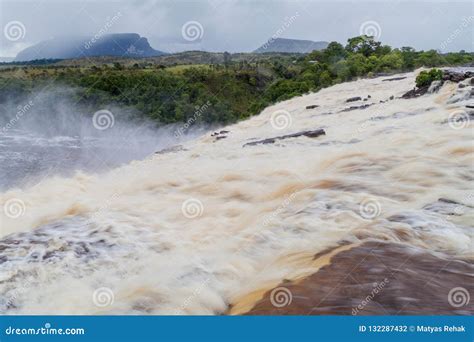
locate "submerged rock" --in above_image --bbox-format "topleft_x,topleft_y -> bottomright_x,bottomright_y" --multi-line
423,198 -> 473,216
243,129 -> 325,147
306,105 -> 319,109
428,80 -> 443,93
340,104 -> 372,112
382,76 -> 407,82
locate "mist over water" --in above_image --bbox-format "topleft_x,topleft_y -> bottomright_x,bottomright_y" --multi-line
0,88 -> 207,190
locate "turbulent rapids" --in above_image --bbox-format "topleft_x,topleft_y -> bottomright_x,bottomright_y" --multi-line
0,69 -> 472,315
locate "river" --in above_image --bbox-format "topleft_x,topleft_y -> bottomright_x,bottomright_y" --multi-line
0,69 -> 472,315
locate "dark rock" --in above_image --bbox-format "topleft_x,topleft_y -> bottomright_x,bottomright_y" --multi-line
382,76 -> 407,82
402,86 -> 429,99
443,70 -> 474,83
367,95 -> 371,98
243,129 -> 325,147
389,95 -> 394,100
466,105 -> 474,109
306,105 -> 319,109
459,83 -> 467,88
340,104 -> 372,112
211,130 -> 230,142
346,96 -> 362,102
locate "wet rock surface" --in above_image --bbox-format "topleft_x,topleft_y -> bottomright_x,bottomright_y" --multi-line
346,96 -> 362,102
443,70 -> 474,83
240,242 -> 474,315
340,104 -> 372,112
243,129 -> 326,147
428,80 -> 443,93
211,130 -> 230,141
402,86 -> 429,99
382,76 -> 407,82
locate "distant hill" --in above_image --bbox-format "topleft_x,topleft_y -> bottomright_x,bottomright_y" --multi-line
38,51 -> 301,68
15,33 -> 165,61
254,38 -> 328,53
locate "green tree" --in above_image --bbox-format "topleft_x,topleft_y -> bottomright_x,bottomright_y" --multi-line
345,35 -> 381,57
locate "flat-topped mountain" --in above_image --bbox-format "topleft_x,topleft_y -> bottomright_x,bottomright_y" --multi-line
254,38 -> 328,53
15,33 -> 165,61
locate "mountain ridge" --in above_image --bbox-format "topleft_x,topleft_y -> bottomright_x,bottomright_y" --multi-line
15,33 -> 165,61
254,38 -> 328,53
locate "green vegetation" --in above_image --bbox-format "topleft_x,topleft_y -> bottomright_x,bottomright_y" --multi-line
415,68 -> 443,88
0,35 -> 472,125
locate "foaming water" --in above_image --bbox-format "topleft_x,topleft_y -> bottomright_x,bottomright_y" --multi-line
0,69 -> 472,314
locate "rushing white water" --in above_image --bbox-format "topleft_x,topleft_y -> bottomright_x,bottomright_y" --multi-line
0,69 -> 472,314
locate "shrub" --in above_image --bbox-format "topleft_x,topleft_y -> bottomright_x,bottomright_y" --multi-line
415,68 -> 443,88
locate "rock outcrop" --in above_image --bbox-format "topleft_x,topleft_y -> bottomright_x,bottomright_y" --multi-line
243,129 -> 325,147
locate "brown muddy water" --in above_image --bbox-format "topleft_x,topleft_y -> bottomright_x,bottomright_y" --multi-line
0,69 -> 472,315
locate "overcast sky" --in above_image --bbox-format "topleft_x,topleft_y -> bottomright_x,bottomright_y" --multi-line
0,0 -> 473,57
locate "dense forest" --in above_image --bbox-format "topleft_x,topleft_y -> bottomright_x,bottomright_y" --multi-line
0,35 -> 472,126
